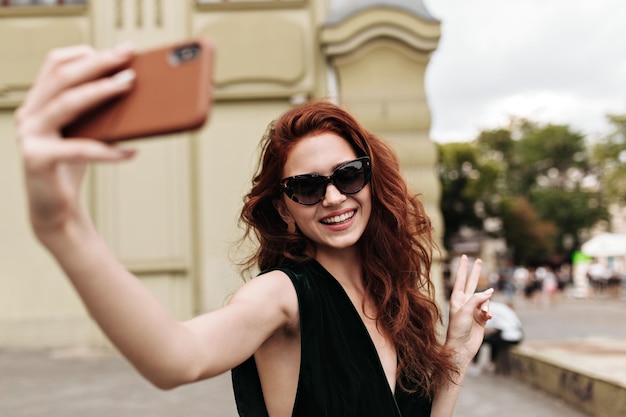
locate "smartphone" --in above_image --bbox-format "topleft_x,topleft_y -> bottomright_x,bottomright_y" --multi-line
62,38 -> 215,142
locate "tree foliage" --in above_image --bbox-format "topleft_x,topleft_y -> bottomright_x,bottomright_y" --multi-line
591,114 -> 626,205
438,142 -> 492,248
501,197 -> 556,264
438,117 -> 612,265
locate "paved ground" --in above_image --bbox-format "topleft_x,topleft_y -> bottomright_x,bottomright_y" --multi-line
1,293 -> 624,417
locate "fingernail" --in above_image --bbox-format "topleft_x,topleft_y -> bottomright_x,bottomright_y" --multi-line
114,41 -> 134,55
112,69 -> 136,85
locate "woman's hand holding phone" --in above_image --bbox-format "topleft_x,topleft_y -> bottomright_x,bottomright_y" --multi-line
17,38 -> 214,239
15,41 -> 217,387
16,43 -> 138,240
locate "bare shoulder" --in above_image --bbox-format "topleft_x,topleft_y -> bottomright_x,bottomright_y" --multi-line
176,269 -> 299,380
229,270 -> 299,330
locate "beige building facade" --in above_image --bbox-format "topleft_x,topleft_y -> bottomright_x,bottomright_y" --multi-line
0,0 -> 443,349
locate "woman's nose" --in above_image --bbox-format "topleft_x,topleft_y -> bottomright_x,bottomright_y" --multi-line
322,183 -> 346,206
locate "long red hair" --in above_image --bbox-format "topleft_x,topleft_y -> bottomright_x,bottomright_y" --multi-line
238,100 -> 456,395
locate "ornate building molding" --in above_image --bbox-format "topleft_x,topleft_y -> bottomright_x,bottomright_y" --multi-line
320,6 -> 440,58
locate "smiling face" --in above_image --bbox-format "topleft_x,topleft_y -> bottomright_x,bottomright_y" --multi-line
275,132 -> 372,257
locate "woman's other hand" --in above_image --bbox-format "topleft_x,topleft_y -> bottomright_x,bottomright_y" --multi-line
445,255 -> 493,369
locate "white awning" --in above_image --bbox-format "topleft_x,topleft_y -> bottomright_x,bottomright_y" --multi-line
581,233 -> 626,257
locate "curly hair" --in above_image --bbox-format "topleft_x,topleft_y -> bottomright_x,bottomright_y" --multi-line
238,100 -> 457,395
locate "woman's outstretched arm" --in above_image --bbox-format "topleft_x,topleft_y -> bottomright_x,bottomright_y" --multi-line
431,255 -> 493,417
16,44 -> 295,390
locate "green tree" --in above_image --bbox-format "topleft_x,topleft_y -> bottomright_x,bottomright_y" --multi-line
511,121 -> 607,253
530,187 -> 606,254
438,119 -> 609,263
514,123 -> 589,196
501,197 -> 556,265
591,113 -> 626,205
437,142 -> 484,248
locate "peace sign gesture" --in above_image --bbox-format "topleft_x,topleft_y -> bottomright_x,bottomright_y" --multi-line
445,255 -> 494,368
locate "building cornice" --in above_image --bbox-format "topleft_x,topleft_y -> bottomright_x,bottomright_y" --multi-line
320,6 -> 440,57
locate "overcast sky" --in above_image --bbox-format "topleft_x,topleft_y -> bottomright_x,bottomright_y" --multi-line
423,0 -> 626,143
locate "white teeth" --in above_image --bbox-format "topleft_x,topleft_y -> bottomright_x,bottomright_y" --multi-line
321,210 -> 355,225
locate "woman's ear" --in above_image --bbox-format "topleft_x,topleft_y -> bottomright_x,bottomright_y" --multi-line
273,198 -> 294,225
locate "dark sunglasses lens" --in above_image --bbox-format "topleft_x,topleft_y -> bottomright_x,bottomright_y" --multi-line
281,157 -> 371,205
288,176 -> 327,205
334,160 -> 368,193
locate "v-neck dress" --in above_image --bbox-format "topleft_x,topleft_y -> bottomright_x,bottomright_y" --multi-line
231,260 -> 432,417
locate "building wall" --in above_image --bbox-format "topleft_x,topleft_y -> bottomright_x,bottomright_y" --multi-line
0,0 -> 442,349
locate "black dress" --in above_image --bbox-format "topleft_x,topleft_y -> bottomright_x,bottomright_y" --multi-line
232,259 -> 432,417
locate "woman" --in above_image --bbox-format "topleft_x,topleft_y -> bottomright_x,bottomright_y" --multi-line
16,43 -> 493,417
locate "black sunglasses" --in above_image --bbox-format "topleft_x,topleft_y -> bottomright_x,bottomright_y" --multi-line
280,156 -> 372,205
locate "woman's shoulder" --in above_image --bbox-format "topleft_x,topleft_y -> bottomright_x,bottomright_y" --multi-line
232,267 -> 300,330
243,266 -> 297,297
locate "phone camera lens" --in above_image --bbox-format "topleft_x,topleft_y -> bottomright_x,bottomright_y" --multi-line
169,43 -> 200,66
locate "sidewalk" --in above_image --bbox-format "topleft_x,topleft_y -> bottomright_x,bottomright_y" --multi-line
1,294 -> 624,417
0,347 -> 587,417
507,293 -> 626,417
0,348 -> 236,417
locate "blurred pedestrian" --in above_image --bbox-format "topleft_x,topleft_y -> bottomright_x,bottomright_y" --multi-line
470,301 -> 523,375
541,267 -> 558,307
587,259 -> 611,297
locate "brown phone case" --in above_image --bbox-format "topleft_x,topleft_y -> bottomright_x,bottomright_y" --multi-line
63,38 -> 214,142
